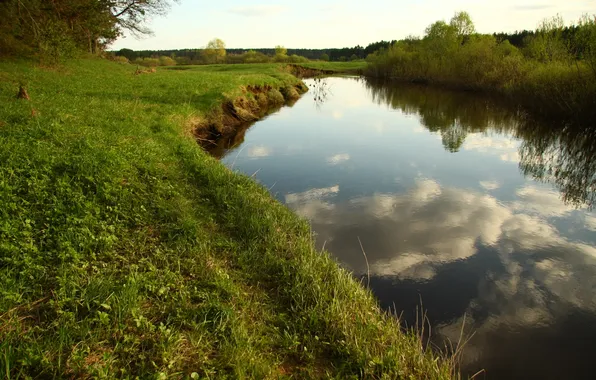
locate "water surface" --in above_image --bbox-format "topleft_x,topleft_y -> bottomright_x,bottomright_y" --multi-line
207,77 -> 596,379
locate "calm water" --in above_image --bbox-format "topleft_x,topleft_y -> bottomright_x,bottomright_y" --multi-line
207,77 -> 596,379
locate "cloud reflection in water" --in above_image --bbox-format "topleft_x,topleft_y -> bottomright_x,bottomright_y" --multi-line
284,179 -> 596,375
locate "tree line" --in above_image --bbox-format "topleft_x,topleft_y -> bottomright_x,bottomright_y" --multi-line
114,41 -> 397,65
494,25 -> 590,56
365,12 -> 596,121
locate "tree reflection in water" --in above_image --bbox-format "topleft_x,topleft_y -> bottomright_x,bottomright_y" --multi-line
364,78 -> 596,208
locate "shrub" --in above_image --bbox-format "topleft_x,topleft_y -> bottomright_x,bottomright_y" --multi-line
288,54 -> 308,63
134,57 -> 160,67
112,55 -> 130,64
240,50 -> 270,63
159,56 -> 177,66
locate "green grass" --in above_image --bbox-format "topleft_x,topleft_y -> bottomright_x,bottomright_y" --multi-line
0,58 -> 455,378
296,61 -> 367,73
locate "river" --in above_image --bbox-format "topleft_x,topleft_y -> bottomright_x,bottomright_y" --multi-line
205,76 -> 596,379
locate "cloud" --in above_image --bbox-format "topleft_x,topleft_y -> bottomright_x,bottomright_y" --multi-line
479,180 -> 500,191
461,134 -> 523,162
227,5 -> 287,17
584,215 -> 596,231
247,145 -> 271,158
284,178 -> 596,296
437,216 -> 596,371
327,154 -> 350,165
464,135 -> 517,151
285,185 -> 339,204
286,179 -> 511,279
500,151 -> 520,163
512,185 -> 578,217
513,4 -> 554,11
284,178 -> 596,376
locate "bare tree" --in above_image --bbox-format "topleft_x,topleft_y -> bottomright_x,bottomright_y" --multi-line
108,0 -> 178,36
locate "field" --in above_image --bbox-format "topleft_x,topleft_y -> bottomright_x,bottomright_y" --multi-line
0,58 -> 454,378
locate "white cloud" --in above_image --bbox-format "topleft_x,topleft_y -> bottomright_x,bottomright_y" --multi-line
327,153 -> 350,165
513,4 -> 554,11
479,180 -> 500,191
285,185 -> 339,204
512,185 -> 578,217
247,145 -> 271,158
285,178 -> 596,291
437,218 -> 596,369
463,135 -> 517,152
287,179 -> 512,279
500,152 -> 520,163
463,134 -> 521,162
584,215 -> 596,231
283,177 -> 596,375
227,5 -> 287,17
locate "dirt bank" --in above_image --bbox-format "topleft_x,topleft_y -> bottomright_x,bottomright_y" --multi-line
193,82 -> 308,149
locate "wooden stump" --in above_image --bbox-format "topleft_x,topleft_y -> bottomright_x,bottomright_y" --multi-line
17,85 -> 30,100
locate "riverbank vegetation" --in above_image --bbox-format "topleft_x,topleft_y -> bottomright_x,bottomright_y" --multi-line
0,58 -> 456,378
297,61 -> 367,74
365,12 -> 596,121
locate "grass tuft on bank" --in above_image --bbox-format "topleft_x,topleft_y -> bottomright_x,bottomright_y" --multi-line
0,58 -> 455,378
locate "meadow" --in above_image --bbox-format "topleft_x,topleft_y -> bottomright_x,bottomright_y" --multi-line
0,58 -> 455,378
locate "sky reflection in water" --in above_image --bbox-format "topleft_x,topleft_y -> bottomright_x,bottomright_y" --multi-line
210,77 -> 596,379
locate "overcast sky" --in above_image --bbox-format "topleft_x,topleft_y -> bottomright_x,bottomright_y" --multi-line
111,0 -> 595,50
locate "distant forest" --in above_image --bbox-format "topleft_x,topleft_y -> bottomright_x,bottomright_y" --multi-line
114,41 -> 397,63
115,25 -> 588,64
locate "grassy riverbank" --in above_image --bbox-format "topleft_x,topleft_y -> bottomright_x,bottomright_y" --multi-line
297,61 -> 367,74
0,58 -> 454,378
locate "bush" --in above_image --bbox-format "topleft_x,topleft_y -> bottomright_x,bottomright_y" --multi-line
37,19 -> 79,63
134,57 -> 160,67
243,50 -> 270,63
273,54 -> 289,63
111,55 -> 130,64
288,54 -> 308,63
159,56 -> 176,66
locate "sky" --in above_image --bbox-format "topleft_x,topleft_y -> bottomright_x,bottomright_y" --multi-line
111,0 -> 595,50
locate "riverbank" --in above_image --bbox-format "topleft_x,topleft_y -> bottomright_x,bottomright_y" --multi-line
296,61 -> 367,75
0,58 -> 455,378
294,58 -> 595,123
